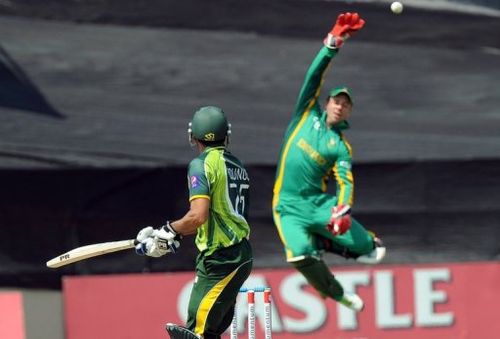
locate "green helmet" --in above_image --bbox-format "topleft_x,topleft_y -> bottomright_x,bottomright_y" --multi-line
189,106 -> 230,143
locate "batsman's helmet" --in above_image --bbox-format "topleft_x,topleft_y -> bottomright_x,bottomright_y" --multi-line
188,106 -> 231,144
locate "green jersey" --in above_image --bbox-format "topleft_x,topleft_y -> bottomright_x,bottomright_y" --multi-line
273,46 -> 354,209
188,146 -> 250,255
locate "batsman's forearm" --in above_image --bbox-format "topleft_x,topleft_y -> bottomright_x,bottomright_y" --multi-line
170,210 -> 205,236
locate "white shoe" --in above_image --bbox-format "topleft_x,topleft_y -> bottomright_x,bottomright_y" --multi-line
340,292 -> 364,312
356,236 -> 386,264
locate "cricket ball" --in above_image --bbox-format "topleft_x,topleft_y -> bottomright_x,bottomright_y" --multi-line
391,1 -> 404,14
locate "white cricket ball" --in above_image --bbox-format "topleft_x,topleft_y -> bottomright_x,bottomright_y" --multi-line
391,1 -> 403,14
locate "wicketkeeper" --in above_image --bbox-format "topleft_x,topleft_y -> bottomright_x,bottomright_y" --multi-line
272,12 -> 386,312
135,106 -> 253,339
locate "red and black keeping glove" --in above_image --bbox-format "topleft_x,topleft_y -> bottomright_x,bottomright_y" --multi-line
327,204 -> 352,236
324,12 -> 366,49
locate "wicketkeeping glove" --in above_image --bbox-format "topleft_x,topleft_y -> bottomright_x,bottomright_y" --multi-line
324,12 -> 366,49
135,222 -> 181,257
327,204 -> 352,236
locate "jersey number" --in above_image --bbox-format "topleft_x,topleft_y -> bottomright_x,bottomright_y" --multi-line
229,183 -> 249,215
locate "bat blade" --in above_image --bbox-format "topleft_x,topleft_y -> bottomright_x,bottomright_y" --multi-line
46,239 -> 136,268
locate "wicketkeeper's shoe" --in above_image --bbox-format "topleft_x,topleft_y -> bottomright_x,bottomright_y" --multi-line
339,292 -> 364,312
356,235 -> 386,264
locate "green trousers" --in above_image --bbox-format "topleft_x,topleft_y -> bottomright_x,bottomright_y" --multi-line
186,238 -> 253,339
273,194 -> 374,261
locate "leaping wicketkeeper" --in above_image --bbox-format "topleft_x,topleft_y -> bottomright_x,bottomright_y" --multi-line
272,12 -> 386,312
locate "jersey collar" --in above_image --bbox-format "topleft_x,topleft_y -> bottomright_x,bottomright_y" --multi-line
203,145 -> 226,153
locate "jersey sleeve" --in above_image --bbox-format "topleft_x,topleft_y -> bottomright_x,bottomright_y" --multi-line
332,153 -> 354,207
187,158 -> 211,201
292,46 -> 339,120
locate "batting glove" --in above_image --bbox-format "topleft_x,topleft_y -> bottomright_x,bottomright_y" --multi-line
135,222 -> 181,257
324,12 -> 366,49
327,204 -> 352,236
155,222 -> 182,254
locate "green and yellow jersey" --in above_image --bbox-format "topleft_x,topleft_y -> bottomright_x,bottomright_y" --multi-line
188,146 -> 250,255
273,46 -> 354,210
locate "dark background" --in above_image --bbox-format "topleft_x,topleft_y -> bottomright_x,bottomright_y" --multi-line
1,0 -> 499,289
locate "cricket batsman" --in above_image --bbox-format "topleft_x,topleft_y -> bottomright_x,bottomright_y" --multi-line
135,106 -> 253,339
272,12 -> 386,312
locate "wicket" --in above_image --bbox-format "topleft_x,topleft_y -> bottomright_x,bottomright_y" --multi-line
230,287 -> 272,339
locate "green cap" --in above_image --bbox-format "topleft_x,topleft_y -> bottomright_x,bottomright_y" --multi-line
190,106 -> 229,142
328,86 -> 353,103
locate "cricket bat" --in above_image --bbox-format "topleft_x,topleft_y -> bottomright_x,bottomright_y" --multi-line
46,239 -> 137,268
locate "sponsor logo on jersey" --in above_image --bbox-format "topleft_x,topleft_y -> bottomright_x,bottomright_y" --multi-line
297,138 -> 327,166
313,116 -> 321,130
190,175 -> 200,188
339,160 -> 351,169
